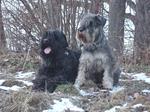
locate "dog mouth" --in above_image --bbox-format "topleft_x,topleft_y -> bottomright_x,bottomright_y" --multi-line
77,32 -> 87,43
44,47 -> 51,54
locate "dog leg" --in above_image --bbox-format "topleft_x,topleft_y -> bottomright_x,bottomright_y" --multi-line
113,68 -> 121,86
103,66 -> 113,89
75,66 -> 86,89
74,59 -> 91,89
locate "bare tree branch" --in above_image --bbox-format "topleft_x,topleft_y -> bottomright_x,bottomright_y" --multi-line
125,13 -> 136,24
20,0 -> 44,32
126,0 -> 136,11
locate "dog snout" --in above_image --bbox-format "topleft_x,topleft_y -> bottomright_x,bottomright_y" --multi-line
43,38 -> 49,44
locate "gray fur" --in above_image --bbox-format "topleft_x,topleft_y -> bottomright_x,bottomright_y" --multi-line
75,13 -> 120,90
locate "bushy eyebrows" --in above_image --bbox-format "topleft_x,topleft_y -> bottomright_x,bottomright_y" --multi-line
80,18 -> 98,28
84,20 -> 94,27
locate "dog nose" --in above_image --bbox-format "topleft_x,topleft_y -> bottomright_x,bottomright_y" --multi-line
78,27 -> 85,32
43,38 -> 49,43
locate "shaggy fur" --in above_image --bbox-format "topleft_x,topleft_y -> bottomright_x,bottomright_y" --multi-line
32,30 -> 80,92
75,13 -> 120,90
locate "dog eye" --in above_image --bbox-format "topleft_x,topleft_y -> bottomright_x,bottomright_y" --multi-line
78,27 -> 86,32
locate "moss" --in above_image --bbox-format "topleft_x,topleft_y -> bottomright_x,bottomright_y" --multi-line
55,84 -> 79,95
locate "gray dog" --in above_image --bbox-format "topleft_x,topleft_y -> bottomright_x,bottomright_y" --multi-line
75,13 -> 120,90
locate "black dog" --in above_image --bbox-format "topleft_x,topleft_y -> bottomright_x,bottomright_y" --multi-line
32,30 -> 80,92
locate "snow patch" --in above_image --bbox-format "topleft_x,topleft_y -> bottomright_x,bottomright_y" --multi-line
123,72 -> 150,84
18,80 -> 33,86
0,80 -> 5,85
121,72 -> 134,76
43,98 -> 84,112
132,104 -> 143,108
105,103 -> 127,112
0,79 -> 32,91
79,90 -> 98,96
110,86 -> 124,93
0,85 -> 24,91
15,71 -> 35,79
78,86 -> 124,96
0,72 -> 33,91
132,73 -> 150,84
105,106 -> 121,112
142,89 -> 150,93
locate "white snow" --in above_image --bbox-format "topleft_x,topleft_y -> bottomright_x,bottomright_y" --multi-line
78,86 -> 124,96
132,73 -> 150,84
79,90 -> 99,96
103,100 -> 149,112
0,85 -> 24,91
0,80 -> 5,85
0,80 -> 32,91
18,80 -> 33,86
105,106 -> 122,112
121,72 -> 134,76
123,72 -> 150,84
43,98 -> 84,112
142,89 -> 150,93
110,86 -> 124,94
132,104 -> 143,108
15,71 -> 35,79
0,71 -> 34,92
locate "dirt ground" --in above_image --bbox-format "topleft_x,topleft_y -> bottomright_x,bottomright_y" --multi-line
0,53 -> 150,112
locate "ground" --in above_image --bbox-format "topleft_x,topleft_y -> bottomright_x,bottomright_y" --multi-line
0,53 -> 150,112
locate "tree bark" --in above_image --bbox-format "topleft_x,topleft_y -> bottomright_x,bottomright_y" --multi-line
70,1 -> 78,50
134,0 -> 150,64
90,0 -> 103,14
108,0 -> 126,60
0,0 -> 6,54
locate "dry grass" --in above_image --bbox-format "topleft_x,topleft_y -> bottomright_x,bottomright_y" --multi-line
0,53 -> 39,73
1,91 -> 52,112
85,91 -> 126,111
124,64 -> 150,73
1,80 -> 24,87
0,53 -> 150,112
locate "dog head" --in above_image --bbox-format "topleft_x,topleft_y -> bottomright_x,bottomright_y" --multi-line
76,13 -> 106,45
40,30 -> 68,56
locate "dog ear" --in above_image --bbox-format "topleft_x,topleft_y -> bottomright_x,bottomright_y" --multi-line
95,15 -> 106,27
54,30 -> 68,48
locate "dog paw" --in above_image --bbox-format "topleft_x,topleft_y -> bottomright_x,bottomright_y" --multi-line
74,81 -> 85,91
103,80 -> 113,90
74,83 -> 80,90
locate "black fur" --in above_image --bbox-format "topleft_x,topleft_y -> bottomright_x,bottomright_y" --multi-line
32,30 -> 80,92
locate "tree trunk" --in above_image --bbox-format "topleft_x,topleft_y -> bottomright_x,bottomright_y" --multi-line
70,1 -> 78,50
134,0 -> 150,64
0,0 -> 6,54
90,0 -> 102,14
108,0 -> 126,60
47,0 -> 58,29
